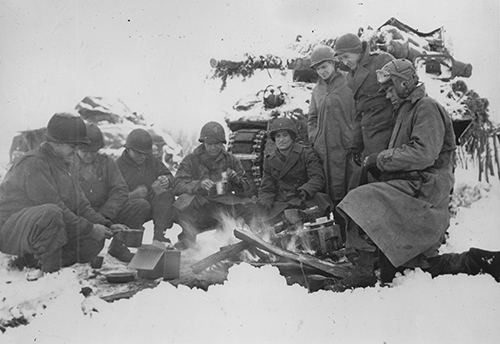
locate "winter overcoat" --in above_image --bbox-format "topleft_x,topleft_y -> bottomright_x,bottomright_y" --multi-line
72,154 -> 128,220
338,85 -> 456,267
347,45 -> 395,156
308,71 -> 358,203
174,145 -> 250,209
0,143 -> 110,238
258,142 -> 326,209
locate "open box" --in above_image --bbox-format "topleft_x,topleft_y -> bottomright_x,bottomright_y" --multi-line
128,245 -> 181,280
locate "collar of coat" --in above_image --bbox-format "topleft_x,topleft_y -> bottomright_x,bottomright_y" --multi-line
402,83 -> 426,105
267,142 -> 304,179
39,142 -> 72,169
320,71 -> 346,90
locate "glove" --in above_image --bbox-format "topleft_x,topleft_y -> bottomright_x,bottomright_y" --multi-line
298,189 -> 308,201
226,168 -> 239,183
91,224 -> 113,241
351,150 -> 363,166
363,153 -> 382,180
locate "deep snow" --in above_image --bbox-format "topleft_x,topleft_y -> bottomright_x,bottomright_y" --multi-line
1,164 -> 499,344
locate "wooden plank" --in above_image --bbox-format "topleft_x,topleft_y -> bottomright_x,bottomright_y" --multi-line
234,228 -> 351,278
191,241 -> 249,274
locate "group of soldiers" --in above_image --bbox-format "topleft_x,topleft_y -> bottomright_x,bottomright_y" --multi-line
0,32 -> 498,286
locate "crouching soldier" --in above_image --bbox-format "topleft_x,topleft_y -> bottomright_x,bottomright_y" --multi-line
73,124 -> 150,262
117,129 -> 175,244
0,113 -> 115,274
174,121 -> 252,249
258,117 -> 332,222
337,59 -> 500,285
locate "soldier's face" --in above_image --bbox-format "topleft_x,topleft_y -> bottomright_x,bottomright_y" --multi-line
385,84 -> 402,106
338,52 -> 360,71
314,61 -> 336,80
204,142 -> 224,157
128,148 -> 147,165
275,131 -> 293,151
77,149 -> 98,164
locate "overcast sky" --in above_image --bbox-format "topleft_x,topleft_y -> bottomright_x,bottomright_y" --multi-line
1,0 -> 499,158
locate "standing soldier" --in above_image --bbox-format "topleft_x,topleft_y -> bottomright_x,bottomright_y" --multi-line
174,121 -> 251,249
307,45 -> 357,209
334,33 -> 395,183
258,117 -> 331,221
337,59 -> 500,284
117,129 -> 175,244
0,113 -> 114,275
73,124 -> 150,262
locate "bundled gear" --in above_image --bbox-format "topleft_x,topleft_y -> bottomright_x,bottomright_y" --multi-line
334,33 -> 363,56
82,123 -> 105,152
310,45 -> 336,68
262,85 -> 286,109
199,121 -> 227,144
125,129 -> 153,154
268,117 -> 298,141
46,112 -> 90,145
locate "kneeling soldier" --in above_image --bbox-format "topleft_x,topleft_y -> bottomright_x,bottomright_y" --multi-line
73,124 -> 150,262
174,121 -> 252,249
258,117 -> 332,222
0,113 -> 115,274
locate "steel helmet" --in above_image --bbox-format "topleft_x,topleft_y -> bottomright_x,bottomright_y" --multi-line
334,33 -> 362,56
125,128 -> 153,154
310,45 -> 335,69
376,59 -> 417,84
80,123 -> 104,152
199,121 -> 226,144
46,113 -> 90,145
268,117 -> 298,141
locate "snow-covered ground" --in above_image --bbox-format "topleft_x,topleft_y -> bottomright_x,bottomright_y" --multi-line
1,164 -> 499,344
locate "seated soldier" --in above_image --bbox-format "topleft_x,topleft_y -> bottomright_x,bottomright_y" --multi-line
0,113 -> 116,276
73,124 -> 151,262
258,117 -> 332,223
174,121 -> 252,249
337,59 -> 499,286
117,129 -> 175,244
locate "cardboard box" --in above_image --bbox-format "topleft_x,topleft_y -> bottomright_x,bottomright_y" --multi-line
128,245 -> 180,280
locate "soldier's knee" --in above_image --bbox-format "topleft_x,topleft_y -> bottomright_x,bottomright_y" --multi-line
131,198 -> 152,216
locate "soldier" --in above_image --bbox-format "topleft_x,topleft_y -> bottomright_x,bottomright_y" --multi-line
73,124 -> 150,262
337,59 -> 499,285
308,45 -> 358,208
117,129 -> 175,243
174,121 -> 251,249
334,33 -> 395,184
258,117 -> 331,221
0,113 -> 115,275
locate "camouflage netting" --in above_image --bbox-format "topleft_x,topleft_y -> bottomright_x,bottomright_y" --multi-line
210,17 -> 500,182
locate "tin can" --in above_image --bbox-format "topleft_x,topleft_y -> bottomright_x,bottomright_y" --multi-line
215,181 -> 226,195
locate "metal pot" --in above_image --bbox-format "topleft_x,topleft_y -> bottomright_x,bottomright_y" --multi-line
115,229 -> 144,248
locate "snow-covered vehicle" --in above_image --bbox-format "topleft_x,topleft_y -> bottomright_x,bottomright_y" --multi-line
213,18 -> 498,190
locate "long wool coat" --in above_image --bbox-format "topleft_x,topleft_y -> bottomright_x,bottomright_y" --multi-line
338,85 -> 456,267
347,46 -> 395,157
308,71 -> 357,202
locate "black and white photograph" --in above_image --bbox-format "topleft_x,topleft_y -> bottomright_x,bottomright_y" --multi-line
1,0 -> 499,343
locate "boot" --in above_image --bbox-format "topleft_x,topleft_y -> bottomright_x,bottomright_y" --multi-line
468,248 -> 500,282
108,238 -> 134,263
336,249 -> 377,290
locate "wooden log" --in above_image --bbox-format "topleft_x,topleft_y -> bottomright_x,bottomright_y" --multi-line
234,228 -> 351,278
191,241 -> 249,274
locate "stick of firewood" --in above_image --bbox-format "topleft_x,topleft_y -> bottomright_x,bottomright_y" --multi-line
234,228 -> 351,278
191,241 -> 249,274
